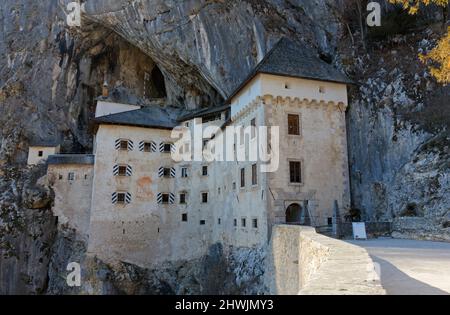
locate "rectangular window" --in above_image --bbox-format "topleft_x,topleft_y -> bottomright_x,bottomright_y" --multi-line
38,151 -> 43,157
59,174 -> 63,180
180,193 -> 186,204
252,218 -> 258,229
68,172 -> 75,181
200,220 -> 206,225
163,168 -> 171,178
328,217 -> 333,226
161,194 -> 170,204
118,166 -> 127,176
202,192 -> 208,203
163,143 -> 172,153
144,142 -> 152,152
240,168 -> 245,188
218,218 -> 221,225
120,140 -> 129,150
182,213 -> 188,222
233,182 -> 236,190
251,118 -> 256,139
288,114 -> 300,135
202,166 -> 208,176
117,193 -> 126,204
252,164 -> 257,186
234,219 -> 237,227
241,218 -> 246,228
289,161 -> 302,183
181,167 -> 188,178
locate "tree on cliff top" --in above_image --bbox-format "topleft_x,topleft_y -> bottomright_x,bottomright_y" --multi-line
390,0 -> 449,84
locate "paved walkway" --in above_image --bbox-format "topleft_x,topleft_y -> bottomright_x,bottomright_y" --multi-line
347,238 -> 450,295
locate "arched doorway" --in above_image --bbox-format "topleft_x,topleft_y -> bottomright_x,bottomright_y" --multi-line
286,203 -> 302,224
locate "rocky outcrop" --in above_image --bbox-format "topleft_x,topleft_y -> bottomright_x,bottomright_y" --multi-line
46,243 -> 267,295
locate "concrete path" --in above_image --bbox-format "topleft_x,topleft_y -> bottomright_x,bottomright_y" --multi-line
347,238 -> 450,295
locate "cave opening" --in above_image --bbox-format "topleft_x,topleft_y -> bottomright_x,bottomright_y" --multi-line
144,66 -> 167,99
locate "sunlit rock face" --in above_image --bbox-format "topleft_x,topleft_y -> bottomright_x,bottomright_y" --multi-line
82,0 -> 342,109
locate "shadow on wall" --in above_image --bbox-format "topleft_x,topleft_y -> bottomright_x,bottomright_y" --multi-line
370,257 -> 449,295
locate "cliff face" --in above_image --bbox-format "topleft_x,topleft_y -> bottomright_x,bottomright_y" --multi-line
0,0 -> 449,294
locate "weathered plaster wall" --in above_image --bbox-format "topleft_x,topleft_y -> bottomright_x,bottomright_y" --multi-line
47,163 -> 93,240
88,124 -> 212,266
27,147 -> 59,166
265,225 -> 385,295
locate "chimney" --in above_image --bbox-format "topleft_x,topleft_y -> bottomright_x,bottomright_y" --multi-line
102,80 -> 109,98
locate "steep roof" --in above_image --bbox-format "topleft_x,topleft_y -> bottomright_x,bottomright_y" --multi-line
95,106 -> 185,130
226,38 -> 352,102
178,104 -> 230,122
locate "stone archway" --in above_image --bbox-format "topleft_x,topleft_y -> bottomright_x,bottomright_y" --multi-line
286,203 -> 302,224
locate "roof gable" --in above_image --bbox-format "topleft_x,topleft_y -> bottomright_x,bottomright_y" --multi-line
227,38 -> 351,102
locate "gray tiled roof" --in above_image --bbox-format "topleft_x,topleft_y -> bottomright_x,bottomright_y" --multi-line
95,106 -> 185,129
48,154 -> 95,165
227,38 -> 352,102
178,104 -> 230,122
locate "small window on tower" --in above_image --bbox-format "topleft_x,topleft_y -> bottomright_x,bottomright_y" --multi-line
289,161 -> 302,184
240,168 -> 245,188
68,172 -> 75,181
202,192 -> 208,203
38,151 -> 43,157
182,213 -> 188,222
202,166 -> 208,176
252,218 -> 258,229
200,220 -> 206,225
241,218 -> 247,228
288,114 -> 300,135
252,164 -> 257,186
180,193 -> 186,204
181,167 -> 188,178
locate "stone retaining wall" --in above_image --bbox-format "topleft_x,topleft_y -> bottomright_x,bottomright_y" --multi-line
265,225 -> 385,295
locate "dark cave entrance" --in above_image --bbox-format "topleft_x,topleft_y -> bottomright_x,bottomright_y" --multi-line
144,66 -> 167,99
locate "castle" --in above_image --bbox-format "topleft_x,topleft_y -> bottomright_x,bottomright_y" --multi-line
29,39 -> 352,267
